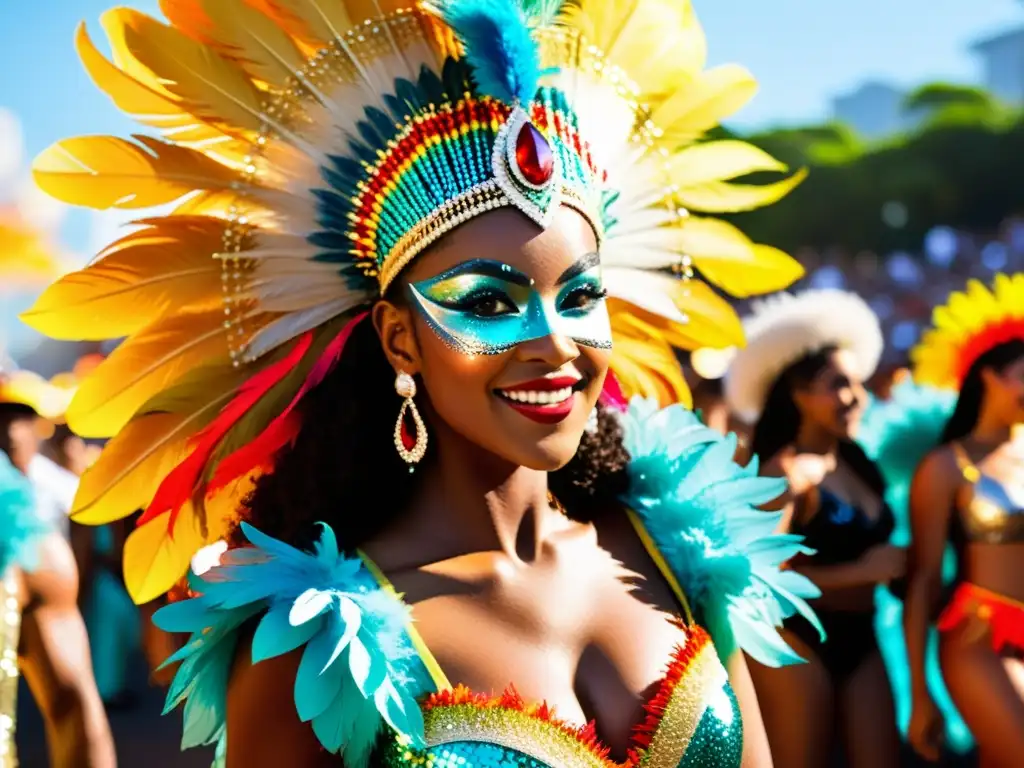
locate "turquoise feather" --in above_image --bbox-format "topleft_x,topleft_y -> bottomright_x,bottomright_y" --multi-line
858,381 -> 957,542
619,397 -> 824,668
0,451 -> 47,575
154,522 -> 425,767
436,0 -> 540,104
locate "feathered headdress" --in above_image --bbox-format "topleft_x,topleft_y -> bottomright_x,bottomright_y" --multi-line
24,0 -> 804,602
725,289 -> 883,423
911,273 -> 1024,390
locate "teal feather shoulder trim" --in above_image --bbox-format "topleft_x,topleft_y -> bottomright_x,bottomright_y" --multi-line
618,398 -> 824,668
0,451 -> 47,575
154,522 -> 425,767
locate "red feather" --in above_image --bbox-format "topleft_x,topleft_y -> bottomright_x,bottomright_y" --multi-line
139,332 -> 315,532
599,370 -> 628,411
206,312 -> 369,494
955,317 -> 1024,385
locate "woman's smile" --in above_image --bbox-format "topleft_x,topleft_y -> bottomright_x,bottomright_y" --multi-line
494,374 -> 588,424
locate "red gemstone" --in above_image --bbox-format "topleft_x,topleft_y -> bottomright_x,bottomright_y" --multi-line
514,122 -> 554,186
400,412 -> 416,451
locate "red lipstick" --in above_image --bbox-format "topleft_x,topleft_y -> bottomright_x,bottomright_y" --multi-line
495,376 -> 583,425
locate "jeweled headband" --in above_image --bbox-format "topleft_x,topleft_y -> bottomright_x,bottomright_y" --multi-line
25,0 -> 806,602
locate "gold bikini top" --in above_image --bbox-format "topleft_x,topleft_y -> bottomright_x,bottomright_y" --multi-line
952,442 -> 1024,545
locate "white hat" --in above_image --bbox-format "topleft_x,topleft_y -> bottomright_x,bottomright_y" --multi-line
724,289 -> 883,423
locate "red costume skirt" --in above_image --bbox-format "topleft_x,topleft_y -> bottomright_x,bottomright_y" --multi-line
938,583 -> 1024,654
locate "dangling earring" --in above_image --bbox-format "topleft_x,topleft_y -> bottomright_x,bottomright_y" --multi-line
584,405 -> 599,435
394,372 -> 427,470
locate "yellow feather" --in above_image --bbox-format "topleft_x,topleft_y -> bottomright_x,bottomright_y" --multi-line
71,362 -> 250,525
73,415 -> 189,524
158,0 -> 215,42
33,135 -> 242,210
562,0 -> 705,101
257,0 -> 354,46
124,504 -> 206,604
650,64 -> 758,145
609,308 -> 692,408
678,217 -> 805,298
669,140 -> 787,187
66,308 -> 236,438
119,11 -> 264,134
101,9 -> 178,96
21,217 -> 226,340
608,277 -> 743,351
196,0 -> 308,89
675,168 -> 808,214
77,23 -> 187,126
668,280 -> 745,349
172,189 -> 258,218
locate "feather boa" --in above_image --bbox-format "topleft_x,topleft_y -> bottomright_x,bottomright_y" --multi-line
0,452 -> 47,575
619,397 -> 823,667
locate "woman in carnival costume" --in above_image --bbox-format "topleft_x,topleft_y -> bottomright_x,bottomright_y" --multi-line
856,376 -> 973,756
0,369 -> 115,767
904,274 -> 1024,766
724,289 -> 902,768
25,0 -> 818,765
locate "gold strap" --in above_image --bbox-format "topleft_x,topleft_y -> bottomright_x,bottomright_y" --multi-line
356,550 -> 452,693
952,441 -> 981,484
625,508 -> 695,626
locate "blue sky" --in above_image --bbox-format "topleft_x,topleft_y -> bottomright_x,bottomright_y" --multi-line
1,0 -> 1023,351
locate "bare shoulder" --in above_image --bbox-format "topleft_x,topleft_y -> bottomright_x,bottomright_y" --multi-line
23,532 -> 78,609
226,629 -> 331,766
915,445 -> 960,489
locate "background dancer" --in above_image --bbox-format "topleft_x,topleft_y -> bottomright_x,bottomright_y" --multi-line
905,275 -> 1024,767
726,289 -> 902,768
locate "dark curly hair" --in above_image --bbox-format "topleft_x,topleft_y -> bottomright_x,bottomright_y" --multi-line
234,313 -> 631,553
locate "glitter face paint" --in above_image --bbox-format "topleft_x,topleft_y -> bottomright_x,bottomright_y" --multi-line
407,256 -> 612,356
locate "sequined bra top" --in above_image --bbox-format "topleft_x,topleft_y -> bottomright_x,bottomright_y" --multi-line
361,516 -> 744,768
953,442 -> 1024,545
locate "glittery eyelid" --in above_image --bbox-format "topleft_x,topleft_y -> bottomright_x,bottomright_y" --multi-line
416,258 -> 532,286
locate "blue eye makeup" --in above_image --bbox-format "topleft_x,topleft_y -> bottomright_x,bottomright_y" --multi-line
407,257 -> 612,356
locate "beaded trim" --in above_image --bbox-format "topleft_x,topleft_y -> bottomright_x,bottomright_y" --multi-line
0,570 -> 21,767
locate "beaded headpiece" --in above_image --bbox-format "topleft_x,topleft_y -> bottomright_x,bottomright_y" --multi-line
24,0 -> 804,602
912,273 -> 1024,390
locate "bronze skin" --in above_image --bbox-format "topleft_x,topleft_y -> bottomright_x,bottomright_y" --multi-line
224,206 -> 772,767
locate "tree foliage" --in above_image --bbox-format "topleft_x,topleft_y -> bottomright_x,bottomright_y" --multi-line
726,84 -> 1024,253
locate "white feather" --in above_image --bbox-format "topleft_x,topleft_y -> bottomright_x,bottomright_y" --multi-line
604,268 -> 688,324
243,296 -> 358,360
